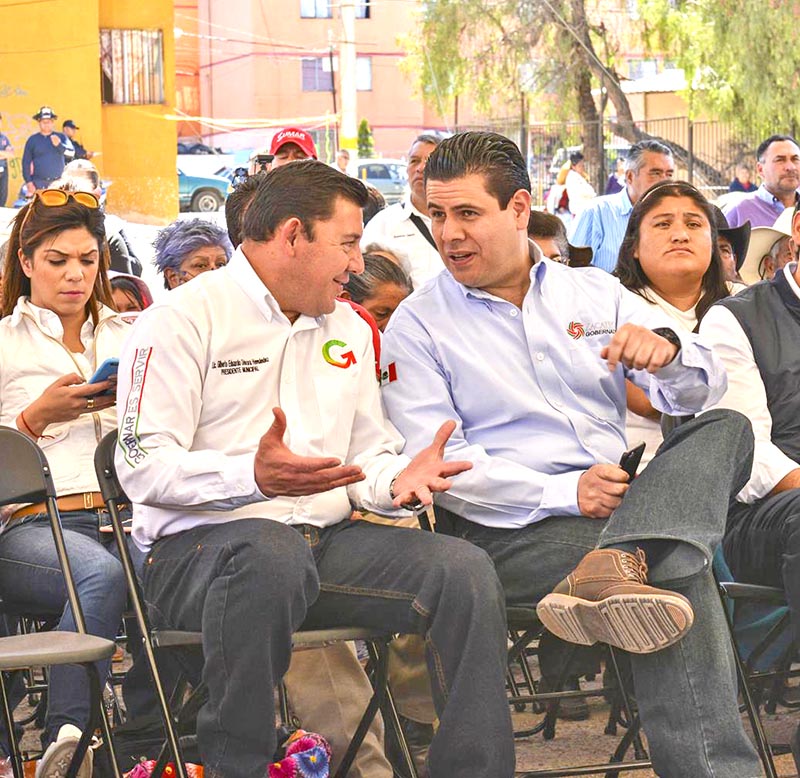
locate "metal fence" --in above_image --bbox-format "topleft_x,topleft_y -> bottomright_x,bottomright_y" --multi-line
452,116 -> 772,207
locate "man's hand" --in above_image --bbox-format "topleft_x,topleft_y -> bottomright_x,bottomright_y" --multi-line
390,420 -> 472,508
24,181 -> 35,197
769,467 -> 800,496
255,407 -> 365,498
577,464 -> 630,519
601,324 -> 678,373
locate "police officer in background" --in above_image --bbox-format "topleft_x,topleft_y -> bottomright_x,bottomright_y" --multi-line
21,106 -> 73,195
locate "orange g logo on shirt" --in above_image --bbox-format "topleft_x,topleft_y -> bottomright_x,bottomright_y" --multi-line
322,339 -> 357,369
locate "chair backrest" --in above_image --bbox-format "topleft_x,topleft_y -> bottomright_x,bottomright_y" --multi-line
0,426 -> 57,506
95,430 -> 129,506
0,426 -> 89,633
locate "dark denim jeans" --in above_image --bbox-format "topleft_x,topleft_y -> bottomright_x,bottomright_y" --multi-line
142,517 -> 513,778
438,410 -> 764,778
0,509 -> 139,745
725,488 -> 800,644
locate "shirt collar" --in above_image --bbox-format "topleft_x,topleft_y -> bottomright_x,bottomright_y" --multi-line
784,262 -> 800,300
226,246 -> 323,330
11,297 -> 96,342
402,195 -> 429,221
756,183 -> 799,207
454,239 -> 544,302
617,187 -> 634,215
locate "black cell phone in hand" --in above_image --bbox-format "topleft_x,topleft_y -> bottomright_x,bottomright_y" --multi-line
619,441 -> 646,480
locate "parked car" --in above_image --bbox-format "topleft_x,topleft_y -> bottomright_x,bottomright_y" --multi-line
178,169 -> 229,212
353,158 -> 407,204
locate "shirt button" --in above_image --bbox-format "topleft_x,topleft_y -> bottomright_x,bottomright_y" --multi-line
536,352 -> 545,362
509,308 -> 519,317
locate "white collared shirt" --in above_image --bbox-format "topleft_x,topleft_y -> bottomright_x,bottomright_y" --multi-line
361,196 -> 444,288
115,247 -> 409,550
0,298 -> 129,496
700,263 -> 800,502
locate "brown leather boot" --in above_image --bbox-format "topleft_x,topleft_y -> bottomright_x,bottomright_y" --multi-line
536,548 -> 694,654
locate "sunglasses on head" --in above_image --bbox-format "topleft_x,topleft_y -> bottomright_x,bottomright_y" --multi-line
19,188 -> 100,235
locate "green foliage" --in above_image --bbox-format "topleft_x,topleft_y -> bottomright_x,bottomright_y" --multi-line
357,119 -> 376,158
638,0 -> 800,136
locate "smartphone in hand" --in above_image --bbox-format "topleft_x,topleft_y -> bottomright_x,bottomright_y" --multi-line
619,441 -> 646,480
88,358 -> 119,396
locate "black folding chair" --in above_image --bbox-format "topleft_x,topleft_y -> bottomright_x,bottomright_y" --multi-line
0,426 -> 121,778
424,506 -> 652,778
716,576 -> 799,778
93,431 -> 417,778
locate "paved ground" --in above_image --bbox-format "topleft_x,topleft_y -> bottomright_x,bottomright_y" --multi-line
511,673 -> 799,777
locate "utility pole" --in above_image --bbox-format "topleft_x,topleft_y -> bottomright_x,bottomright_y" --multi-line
339,0 -> 358,153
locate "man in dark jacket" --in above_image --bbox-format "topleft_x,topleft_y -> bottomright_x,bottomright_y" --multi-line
21,106 -> 72,194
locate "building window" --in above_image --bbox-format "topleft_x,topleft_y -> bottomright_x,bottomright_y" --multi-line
302,58 -> 334,92
356,56 -> 372,91
355,0 -> 370,19
100,29 -> 165,104
300,0 -> 331,18
301,56 -> 372,92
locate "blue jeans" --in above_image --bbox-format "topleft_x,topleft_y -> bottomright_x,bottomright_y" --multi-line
438,410 -> 763,778
0,510 -> 134,745
143,517 -> 513,778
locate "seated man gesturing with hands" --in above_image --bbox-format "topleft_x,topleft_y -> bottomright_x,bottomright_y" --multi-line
115,161 -> 516,778
380,132 -> 764,778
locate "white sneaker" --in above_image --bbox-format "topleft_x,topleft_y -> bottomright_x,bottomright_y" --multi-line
35,725 -> 93,778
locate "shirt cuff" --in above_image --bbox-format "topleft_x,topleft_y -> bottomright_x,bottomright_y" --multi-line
538,470 -> 583,517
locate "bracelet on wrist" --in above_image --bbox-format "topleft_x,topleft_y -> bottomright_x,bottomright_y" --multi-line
18,410 -> 39,439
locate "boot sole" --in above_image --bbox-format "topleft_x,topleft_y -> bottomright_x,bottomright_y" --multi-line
536,592 -> 694,654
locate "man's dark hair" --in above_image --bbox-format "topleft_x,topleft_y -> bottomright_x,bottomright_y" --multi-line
756,134 -> 800,162
569,151 -> 585,166
424,131 -> 531,209
363,183 -> 386,225
242,161 -> 368,243
625,139 -> 673,174
225,172 -> 266,247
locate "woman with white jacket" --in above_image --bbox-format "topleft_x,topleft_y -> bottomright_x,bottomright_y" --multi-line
0,189 -> 132,778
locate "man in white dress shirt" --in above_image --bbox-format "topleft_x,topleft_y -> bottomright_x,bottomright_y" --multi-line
361,134 -> 444,287
115,160 -> 514,778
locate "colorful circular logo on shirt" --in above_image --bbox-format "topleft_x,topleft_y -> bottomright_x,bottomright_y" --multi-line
322,339 -> 357,369
567,321 -> 585,339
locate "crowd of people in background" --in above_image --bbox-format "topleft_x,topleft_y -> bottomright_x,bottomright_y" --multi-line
0,119 -> 798,778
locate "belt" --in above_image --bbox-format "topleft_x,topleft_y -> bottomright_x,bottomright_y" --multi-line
11,492 -> 107,521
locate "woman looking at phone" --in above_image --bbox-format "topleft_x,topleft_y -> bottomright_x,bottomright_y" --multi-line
0,189 -> 131,778
615,180 -> 734,468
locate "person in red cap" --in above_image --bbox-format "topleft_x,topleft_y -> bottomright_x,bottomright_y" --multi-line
269,127 -> 318,167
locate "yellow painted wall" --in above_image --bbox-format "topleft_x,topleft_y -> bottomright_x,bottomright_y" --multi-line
100,1 -> 177,222
0,1 -> 102,207
0,0 -> 176,221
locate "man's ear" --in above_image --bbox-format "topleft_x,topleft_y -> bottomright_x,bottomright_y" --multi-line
510,189 -> 532,228
278,217 -> 304,252
338,289 -> 352,301
17,249 -> 33,279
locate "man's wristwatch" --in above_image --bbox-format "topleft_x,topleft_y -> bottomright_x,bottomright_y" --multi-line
652,327 -> 681,355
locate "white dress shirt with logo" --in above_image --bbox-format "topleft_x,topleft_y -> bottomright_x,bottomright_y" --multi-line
361,196 -> 444,288
116,248 -> 409,550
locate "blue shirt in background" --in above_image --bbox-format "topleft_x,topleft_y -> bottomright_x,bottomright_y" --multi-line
568,187 -> 632,273
381,254 -> 726,529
